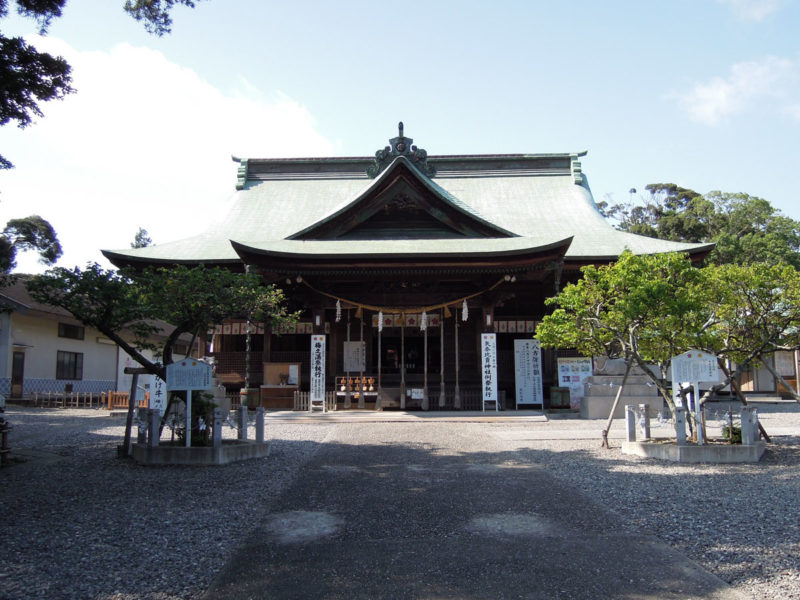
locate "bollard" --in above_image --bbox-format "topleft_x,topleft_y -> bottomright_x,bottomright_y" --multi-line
238,405 -> 248,441
256,407 -> 265,443
212,408 -> 223,448
147,409 -> 160,448
674,406 -> 687,446
137,407 -> 148,444
637,403 -> 651,440
740,406 -> 759,445
625,405 -> 637,442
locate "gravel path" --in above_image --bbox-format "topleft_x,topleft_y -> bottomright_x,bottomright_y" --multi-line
1,403 -> 798,600
1,408 -> 333,600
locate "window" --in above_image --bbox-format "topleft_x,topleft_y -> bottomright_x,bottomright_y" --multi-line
57,351 -> 83,380
58,323 -> 85,340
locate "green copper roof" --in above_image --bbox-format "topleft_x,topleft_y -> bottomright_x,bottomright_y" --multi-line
103,136 -> 711,267
231,236 -> 572,258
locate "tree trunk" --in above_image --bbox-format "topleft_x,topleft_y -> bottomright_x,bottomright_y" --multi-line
601,360 -> 633,448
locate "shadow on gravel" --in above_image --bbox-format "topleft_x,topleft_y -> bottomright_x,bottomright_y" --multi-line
3,410 -> 796,599
509,437 -> 800,592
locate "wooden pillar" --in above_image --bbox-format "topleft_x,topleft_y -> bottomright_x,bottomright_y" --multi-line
345,311 -> 351,409
263,322 -> 272,364
454,307 -> 461,409
197,333 -> 207,359
359,312 -> 365,409
423,316 -> 429,410
400,318 -> 406,409
377,313 -> 382,410
439,310 -> 445,407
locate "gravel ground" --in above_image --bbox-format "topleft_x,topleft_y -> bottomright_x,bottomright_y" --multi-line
1,403 -> 798,600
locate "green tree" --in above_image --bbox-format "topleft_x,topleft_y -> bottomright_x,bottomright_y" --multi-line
700,262 -> 800,404
27,263 -> 294,380
27,262 -> 296,454
0,0 -> 200,169
0,214 -> 62,278
537,252 -> 800,443
131,227 -> 152,248
600,185 -> 800,268
537,251 -> 712,441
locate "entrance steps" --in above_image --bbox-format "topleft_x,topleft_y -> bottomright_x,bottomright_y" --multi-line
580,374 -> 663,419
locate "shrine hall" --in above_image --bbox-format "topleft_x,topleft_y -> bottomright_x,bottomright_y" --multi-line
104,124 -> 711,410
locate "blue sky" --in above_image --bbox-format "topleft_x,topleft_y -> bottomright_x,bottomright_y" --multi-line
2,0 -> 799,271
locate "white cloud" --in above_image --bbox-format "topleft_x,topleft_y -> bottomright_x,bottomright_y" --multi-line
716,0 -> 785,21
0,36 -> 334,273
677,55 -> 799,125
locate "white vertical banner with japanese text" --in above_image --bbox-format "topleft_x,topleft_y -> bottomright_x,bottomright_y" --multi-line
514,339 -> 543,408
481,333 -> 498,410
150,377 -> 167,416
310,335 -> 326,407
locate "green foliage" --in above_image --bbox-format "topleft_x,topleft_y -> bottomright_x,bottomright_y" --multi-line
132,264 -> 296,366
0,215 -> 62,287
26,263 -> 297,379
26,263 -> 161,372
722,425 -> 742,444
0,27 -> 73,168
701,262 -> 800,365
3,215 -> 62,266
130,227 -> 152,248
538,252 -> 800,427
123,0 -> 199,36
538,251 -> 710,366
1,0 -> 198,169
601,185 -> 800,268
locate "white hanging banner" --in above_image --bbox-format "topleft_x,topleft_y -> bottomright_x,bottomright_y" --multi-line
514,339 -> 543,408
310,335 -> 326,411
481,333 -> 499,411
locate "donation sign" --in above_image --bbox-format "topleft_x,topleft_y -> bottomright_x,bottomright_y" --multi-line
481,333 -> 498,409
514,339 -> 543,407
310,335 -> 326,406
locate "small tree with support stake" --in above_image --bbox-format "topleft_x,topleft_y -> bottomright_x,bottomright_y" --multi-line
27,263 -> 297,457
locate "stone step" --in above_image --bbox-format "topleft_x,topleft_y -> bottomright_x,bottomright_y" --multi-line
583,383 -> 659,397
586,375 -> 656,385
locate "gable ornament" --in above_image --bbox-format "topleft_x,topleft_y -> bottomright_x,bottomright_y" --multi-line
367,121 -> 436,178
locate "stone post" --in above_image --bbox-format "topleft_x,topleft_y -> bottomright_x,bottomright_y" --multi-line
637,403 -> 651,441
740,406 -> 759,445
255,407 -> 265,443
137,407 -> 147,444
238,405 -> 248,441
212,408 -> 222,448
674,406 -> 687,446
147,409 -> 160,448
625,405 -> 637,442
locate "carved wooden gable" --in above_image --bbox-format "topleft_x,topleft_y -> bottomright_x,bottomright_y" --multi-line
292,158 -> 513,241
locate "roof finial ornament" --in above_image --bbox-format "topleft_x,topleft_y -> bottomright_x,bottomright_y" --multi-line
366,122 -> 436,178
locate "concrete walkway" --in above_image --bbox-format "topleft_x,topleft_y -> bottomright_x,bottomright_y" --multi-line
204,422 -> 749,600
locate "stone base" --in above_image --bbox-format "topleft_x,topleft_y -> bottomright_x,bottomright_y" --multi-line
580,397 -> 662,419
621,440 -> 766,463
132,440 -> 270,466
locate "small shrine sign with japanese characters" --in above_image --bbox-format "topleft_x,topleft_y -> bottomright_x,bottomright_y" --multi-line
514,339 -> 543,407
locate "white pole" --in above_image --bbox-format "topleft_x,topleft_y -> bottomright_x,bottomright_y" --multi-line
693,382 -> 704,445
186,391 -> 192,448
